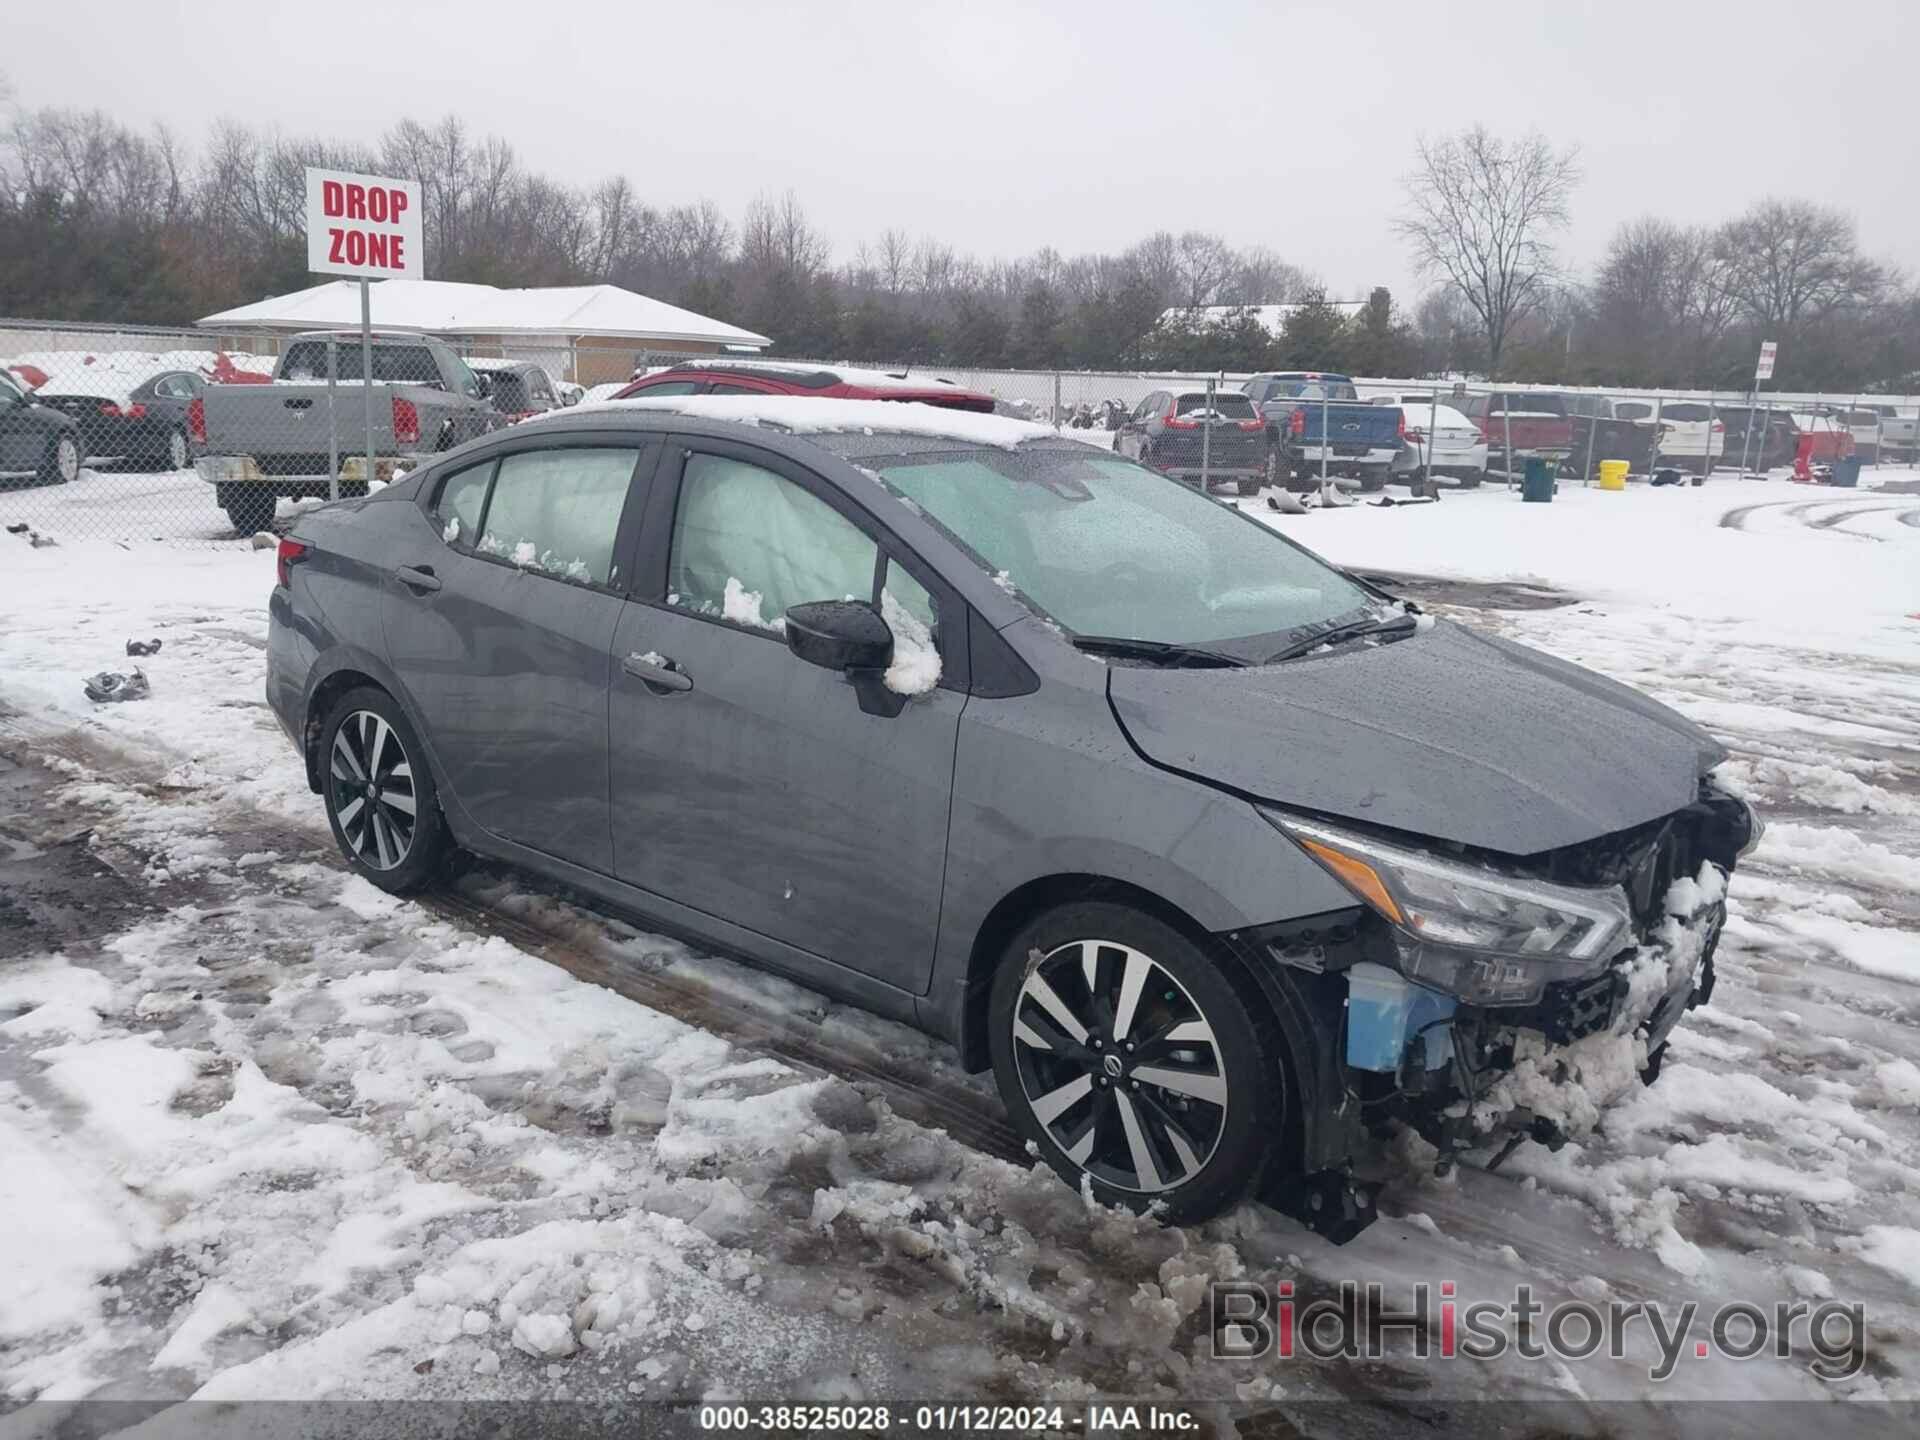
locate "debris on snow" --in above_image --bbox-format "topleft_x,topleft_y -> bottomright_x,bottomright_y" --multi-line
83,667 -> 150,704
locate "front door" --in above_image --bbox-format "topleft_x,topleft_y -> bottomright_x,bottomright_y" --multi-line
382,440 -> 653,873
608,440 -> 964,991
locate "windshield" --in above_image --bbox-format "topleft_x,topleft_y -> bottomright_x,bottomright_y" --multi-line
873,447 -> 1373,649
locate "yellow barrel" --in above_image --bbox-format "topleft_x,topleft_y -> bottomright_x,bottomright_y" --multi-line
1597,460 -> 1629,490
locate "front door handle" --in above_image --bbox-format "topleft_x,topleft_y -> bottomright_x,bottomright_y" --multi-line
395,564 -> 441,592
623,653 -> 693,693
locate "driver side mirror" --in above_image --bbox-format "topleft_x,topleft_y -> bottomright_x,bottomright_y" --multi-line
784,600 -> 904,718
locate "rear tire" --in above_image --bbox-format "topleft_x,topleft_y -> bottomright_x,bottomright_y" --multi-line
219,485 -> 275,536
164,427 -> 190,472
1456,469 -> 1482,489
988,900 -> 1283,1223
317,686 -> 451,895
1358,471 -> 1385,493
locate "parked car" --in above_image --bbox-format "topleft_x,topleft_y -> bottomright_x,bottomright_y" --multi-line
1613,401 -> 1726,475
1243,372 -> 1402,492
1457,392 -> 1574,479
1717,406 -> 1801,473
1834,408 -> 1885,464
468,359 -> 566,423
1561,393 -> 1658,477
267,397 -> 1758,1233
193,331 -> 504,534
0,366 -> 85,487
1375,396 -> 1487,487
615,360 -> 997,412
29,368 -> 205,473
1113,387 -> 1268,493
1858,403 -> 1917,463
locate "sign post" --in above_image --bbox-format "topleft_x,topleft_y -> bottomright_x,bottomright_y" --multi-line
1739,341 -> 1777,477
304,167 -> 424,501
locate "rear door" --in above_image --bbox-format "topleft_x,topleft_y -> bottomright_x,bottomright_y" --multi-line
382,435 -> 656,873
607,438 -> 965,991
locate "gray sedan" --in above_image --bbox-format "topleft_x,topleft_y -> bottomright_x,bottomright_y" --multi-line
266,399 -> 1756,1233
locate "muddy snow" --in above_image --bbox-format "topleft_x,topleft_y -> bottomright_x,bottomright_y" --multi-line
2,471 -> 1919,1430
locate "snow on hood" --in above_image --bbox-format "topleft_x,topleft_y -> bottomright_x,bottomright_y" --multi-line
547,394 -> 1056,449
1108,620 -> 1724,856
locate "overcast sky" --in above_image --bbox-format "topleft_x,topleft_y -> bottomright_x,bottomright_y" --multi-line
9,0 -> 1916,302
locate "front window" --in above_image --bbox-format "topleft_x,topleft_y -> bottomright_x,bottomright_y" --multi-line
874,447 -> 1372,650
667,453 -> 878,631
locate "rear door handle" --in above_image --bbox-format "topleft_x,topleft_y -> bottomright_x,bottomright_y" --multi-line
622,653 -> 693,693
395,565 -> 441,593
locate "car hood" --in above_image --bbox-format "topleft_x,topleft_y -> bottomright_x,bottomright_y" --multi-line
1107,621 -> 1725,856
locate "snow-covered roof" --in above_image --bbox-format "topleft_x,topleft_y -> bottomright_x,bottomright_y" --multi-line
1157,301 -> 1370,338
542,394 -> 1056,449
197,280 -> 770,350
6,348 -> 273,406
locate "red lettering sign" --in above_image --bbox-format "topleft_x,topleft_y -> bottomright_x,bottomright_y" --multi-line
323,180 -> 345,218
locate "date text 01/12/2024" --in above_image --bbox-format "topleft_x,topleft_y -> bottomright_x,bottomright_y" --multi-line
695,1402 -> 1200,1432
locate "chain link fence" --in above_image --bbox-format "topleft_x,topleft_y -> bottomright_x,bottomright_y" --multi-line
4,319 -> 1916,545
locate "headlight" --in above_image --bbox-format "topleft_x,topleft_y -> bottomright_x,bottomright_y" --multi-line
1267,813 -> 1635,1006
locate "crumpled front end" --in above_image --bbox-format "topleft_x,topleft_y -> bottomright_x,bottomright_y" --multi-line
1253,778 -> 1755,1230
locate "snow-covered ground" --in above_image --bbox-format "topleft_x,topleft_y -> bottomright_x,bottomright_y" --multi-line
2,471 -> 1919,1427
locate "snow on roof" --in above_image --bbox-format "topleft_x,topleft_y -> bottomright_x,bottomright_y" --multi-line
197,279 -> 771,349
680,358 -> 971,392
6,348 -> 273,406
545,394 -> 1057,449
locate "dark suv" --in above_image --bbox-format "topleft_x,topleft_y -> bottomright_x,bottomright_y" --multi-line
617,361 -> 996,412
1113,387 -> 1269,494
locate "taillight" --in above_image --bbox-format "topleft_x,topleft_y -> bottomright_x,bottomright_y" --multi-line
187,396 -> 205,443
1164,404 -> 1196,430
392,396 -> 420,445
1712,420 -> 1724,433
1288,408 -> 1306,437
1405,428 -> 1424,444
125,403 -> 146,419
276,537 -> 308,589
1396,411 -> 1407,441
98,403 -> 120,417
1236,418 -> 1263,432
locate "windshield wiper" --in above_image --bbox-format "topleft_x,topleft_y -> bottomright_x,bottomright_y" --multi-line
1265,612 -> 1420,665
1070,635 -> 1248,668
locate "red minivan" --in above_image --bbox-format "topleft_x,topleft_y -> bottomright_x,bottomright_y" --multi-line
616,361 -> 997,412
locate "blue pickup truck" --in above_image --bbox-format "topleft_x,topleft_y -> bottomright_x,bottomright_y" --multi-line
1243,372 -> 1404,492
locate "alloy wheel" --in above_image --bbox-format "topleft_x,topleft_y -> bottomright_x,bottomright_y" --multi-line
168,429 -> 189,470
328,710 -> 418,870
57,437 -> 79,483
1010,939 -> 1229,1193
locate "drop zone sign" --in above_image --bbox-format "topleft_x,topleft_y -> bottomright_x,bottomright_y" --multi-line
306,167 -> 423,279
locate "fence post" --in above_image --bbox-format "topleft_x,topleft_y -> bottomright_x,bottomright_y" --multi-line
1736,383 -> 1756,477
1648,395 -> 1664,477
1053,372 -> 1062,432
1581,398 -> 1598,487
326,334 -> 339,503
1502,394 -> 1514,489
1424,386 -> 1438,487
1704,392 -> 1717,478
1320,386 -> 1330,494
1202,377 -> 1214,491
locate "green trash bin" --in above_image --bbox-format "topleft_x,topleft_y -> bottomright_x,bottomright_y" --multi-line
1522,455 -> 1555,502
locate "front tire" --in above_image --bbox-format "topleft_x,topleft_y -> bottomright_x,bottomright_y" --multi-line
988,901 -> 1282,1223
218,485 -> 276,535
40,433 -> 81,486
318,687 -> 450,894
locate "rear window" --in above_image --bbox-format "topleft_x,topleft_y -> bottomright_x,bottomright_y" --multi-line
1489,393 -> 1567,416
1174,393 -> 1257,418
1266,379 -> 1359,401
1615,402 -> 1654,420
1661,403 -> 1712,422
281,341 -> 445,387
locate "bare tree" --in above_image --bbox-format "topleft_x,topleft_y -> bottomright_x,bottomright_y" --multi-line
1718,198 -> 1886,336
1396,126 -> 1580,377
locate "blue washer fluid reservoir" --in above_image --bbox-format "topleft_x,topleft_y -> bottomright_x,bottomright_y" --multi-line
1345,962 -> 1456,1073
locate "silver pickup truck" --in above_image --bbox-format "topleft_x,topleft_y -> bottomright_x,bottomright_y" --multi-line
193,331 -> 503,533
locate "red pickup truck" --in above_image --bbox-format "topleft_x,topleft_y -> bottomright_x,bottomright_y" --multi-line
1458,392 -> 1574,479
